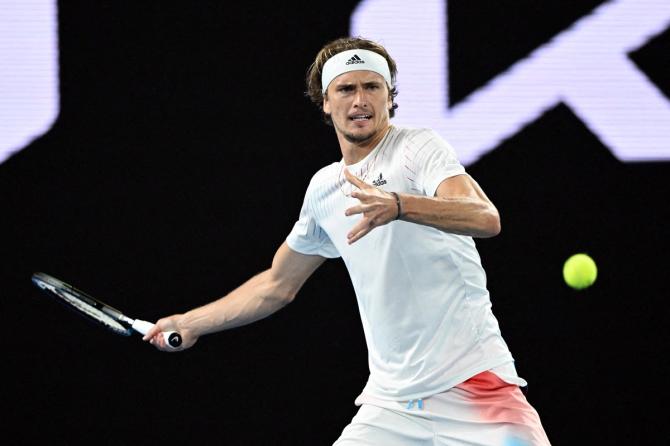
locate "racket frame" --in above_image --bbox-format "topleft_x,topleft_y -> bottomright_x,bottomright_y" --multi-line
31,272 -> 182,348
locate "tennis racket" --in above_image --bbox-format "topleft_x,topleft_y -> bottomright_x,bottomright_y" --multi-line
31,272 -> 182,348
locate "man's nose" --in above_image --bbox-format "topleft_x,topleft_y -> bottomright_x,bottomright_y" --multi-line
352,88 -> 368,107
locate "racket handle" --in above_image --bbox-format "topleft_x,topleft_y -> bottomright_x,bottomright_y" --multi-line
132,319 -> 183,349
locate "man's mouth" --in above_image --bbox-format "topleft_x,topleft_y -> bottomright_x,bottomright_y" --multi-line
350,114 -> 372,121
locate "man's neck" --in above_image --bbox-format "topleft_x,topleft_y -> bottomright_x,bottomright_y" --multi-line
339,125 -> 391,165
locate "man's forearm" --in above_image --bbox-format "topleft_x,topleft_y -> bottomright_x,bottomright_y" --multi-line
178,269 -> 292,337
398,193 -> 501,238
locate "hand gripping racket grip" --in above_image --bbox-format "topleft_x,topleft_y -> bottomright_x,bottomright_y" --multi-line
131,320 -> 183,348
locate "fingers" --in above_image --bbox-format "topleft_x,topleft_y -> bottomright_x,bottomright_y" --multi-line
344,169 -> 399,243
345,200 -> 394,244
142,323 -> 162,342
149,334 -> 165,349
149,332 -> 184,352
143,316 -> 182,351
142,316 -> 171,342
344,168 -> 369,189
347,219 -> 374,244
345,202 -> 375,216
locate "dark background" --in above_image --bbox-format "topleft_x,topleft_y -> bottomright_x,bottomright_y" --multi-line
3,1 -> 669,444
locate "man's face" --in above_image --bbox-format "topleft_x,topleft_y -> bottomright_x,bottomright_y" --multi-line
323,70 -> 392,145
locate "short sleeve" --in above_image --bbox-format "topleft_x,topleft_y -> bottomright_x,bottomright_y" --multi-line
412,130 -> 466,197
286,186 -> 340,259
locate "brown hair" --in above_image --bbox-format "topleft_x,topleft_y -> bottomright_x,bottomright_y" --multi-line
305,36 -> 399,125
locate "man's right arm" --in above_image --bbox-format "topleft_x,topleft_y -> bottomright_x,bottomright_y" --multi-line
143,241 -> 326,351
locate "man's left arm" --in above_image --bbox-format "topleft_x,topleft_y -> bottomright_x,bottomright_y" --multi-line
399,173 -> 501,238
344,170 -> 500,243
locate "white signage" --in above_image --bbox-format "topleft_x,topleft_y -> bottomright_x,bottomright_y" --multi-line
0,0 -> 59,165
352,0 -> 670,165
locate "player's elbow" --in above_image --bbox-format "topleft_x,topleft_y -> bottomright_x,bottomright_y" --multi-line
254,271 -> 296,307
277,288 -> 298,304
266,278 -> 298,305
479,209 -> 501,238
488,214 -> 502,237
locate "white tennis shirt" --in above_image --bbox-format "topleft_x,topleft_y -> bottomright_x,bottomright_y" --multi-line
287,126 -> 525,401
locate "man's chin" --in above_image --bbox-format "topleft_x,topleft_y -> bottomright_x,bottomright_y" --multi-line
343,130 -> 375,144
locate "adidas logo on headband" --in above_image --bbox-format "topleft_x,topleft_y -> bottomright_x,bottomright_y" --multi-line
321,49 -> 392,92
345,54 -> 365,65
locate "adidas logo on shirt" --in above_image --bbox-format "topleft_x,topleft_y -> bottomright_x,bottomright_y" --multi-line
345,54 -> 365,65
372,173 -> 387,187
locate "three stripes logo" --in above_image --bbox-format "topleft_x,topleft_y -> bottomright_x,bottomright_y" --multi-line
372,173 -> 387,187
345,54 -> 365,65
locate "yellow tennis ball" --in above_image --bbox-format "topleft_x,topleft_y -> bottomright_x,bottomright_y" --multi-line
563,253 -> 597,290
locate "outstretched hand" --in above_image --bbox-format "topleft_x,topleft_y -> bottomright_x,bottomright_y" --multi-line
143,314 -> 198,352
344,169 -> 400,244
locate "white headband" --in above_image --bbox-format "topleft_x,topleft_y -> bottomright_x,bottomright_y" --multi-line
321,49 -> 393,93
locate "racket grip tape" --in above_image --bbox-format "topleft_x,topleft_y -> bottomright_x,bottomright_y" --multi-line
132,319 -> 183,348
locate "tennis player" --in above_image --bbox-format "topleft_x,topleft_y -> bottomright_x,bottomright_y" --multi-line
145,37 -> 551,445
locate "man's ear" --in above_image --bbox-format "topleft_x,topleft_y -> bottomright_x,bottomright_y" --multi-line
323,92 -> 330,114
